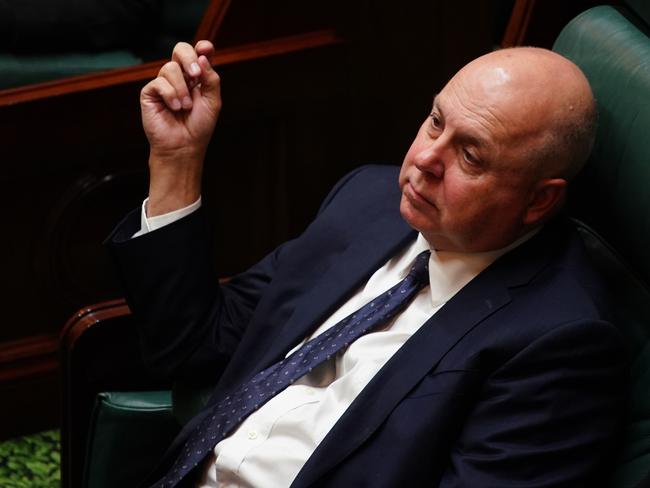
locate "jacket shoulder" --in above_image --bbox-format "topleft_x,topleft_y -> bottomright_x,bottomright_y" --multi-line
317,164 -> 402,215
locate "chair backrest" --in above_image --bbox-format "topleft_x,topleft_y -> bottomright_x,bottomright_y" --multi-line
553,5 -> 650,487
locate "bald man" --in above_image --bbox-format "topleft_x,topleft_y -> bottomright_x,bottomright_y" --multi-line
108,43 -> 626,487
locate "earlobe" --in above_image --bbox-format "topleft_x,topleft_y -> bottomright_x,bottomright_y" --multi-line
523,178 -> 567,226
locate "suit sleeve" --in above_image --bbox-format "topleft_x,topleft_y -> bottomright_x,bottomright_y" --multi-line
106,205 -> 288,381
439,319 -> 627,488
105,166 -> 373,382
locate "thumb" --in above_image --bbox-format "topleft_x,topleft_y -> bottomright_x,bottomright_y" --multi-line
197,55 -> 221,109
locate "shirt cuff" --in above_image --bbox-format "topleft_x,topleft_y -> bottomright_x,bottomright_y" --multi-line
132,196 -> 202,238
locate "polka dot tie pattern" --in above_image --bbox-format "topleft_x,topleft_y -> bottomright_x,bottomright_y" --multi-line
152,250 -> 431,487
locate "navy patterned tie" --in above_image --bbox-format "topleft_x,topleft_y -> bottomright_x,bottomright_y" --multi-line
153,250 -> 431,487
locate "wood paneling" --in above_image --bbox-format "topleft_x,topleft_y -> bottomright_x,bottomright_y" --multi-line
0,30 -> 341,107
0,335 -> 60,439
59,299 -> 158,488
194,0 -> 232,42
502,0 -> 537,47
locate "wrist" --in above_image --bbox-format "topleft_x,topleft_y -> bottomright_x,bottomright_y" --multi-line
149,146 -> 205,169
147,153 -> 204,217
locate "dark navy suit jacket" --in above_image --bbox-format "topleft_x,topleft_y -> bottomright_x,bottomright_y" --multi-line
108,164 -> 626,487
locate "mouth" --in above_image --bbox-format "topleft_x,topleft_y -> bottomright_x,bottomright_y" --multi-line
404,181 -> 436,209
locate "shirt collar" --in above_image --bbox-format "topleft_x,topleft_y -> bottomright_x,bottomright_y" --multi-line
403,229 -> 540,308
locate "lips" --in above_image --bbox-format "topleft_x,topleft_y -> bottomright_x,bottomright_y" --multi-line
405,181 -> 436,208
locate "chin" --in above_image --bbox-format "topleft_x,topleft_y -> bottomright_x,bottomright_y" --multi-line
400,195 -> 432,234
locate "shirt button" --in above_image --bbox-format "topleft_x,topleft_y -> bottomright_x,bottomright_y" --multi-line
247,430 -> 258,440
305,388 -> 315,396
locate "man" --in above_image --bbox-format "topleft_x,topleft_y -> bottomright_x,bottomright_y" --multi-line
108,40 -> 626,487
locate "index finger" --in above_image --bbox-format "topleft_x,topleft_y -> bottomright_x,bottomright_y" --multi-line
195,40 -> 214,58
171,41 -> 201,78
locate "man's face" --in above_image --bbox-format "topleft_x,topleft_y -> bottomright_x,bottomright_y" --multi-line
398,64 -> 542,253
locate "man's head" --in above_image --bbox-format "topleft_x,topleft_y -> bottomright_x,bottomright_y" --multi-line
399,47 -> 596,253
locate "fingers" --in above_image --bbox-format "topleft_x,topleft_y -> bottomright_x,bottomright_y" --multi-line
172,41 -> 203,80
158,61 -> 193,110
197,55 -> 221,105
195,40 -> 214,57
171,40 -> 214,79
145,40 -> 219,113
141,76 -> 182,112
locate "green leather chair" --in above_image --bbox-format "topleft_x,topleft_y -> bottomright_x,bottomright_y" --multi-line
553,4 -> 650,487
82,391 -> 178,486
60,4 -> 650,487
0,51 -> 142,89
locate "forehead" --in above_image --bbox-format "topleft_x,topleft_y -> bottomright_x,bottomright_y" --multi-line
432,91 -> 507,154
433,70 -> 542,153
432,94 -> 490,147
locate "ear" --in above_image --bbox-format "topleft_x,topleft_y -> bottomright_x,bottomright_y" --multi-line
523,178 -> 567,226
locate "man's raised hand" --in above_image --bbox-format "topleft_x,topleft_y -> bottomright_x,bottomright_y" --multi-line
141,40 -> 221,216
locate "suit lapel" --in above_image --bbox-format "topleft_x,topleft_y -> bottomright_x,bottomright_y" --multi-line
251,213 -> 417,373
290,220 -> 568,488
290,268 -> 512,487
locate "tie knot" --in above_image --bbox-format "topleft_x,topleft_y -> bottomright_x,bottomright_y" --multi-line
407,250 -> 431,285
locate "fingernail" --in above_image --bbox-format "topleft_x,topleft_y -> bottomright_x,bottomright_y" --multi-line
171,98 -> 181,110
182,96 -> 192,109
191,63 -> 200,75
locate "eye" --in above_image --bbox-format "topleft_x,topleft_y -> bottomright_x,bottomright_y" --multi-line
429,112 -> 442,129
462,149 -> 479,166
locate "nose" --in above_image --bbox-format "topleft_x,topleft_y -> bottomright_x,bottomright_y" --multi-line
413,137 -> 449,179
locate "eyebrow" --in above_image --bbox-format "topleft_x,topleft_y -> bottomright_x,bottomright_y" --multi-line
431,95 -> 491,150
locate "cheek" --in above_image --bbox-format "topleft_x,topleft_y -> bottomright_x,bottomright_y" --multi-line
440,177 -> 476,208
440,178 -> 494,225
399,147 -> 417,183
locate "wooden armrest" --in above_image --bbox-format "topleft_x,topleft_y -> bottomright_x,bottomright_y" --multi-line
59,299 -> 171,488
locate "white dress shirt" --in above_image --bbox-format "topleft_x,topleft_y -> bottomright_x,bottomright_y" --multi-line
134,198 -> 532,488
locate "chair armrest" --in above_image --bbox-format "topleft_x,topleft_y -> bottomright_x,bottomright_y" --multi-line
59,299 -> 172,488
83,391 -> 179,488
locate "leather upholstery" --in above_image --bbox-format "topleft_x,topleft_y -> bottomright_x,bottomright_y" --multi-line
83,391 -> 179,488
576,221 -> 650,487
554,6 -> 650,284
0,51 -> 140,89
553,6 -> 650,487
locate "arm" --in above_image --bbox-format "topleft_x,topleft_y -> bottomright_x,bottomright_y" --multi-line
140,40 -> 220,217
108,207 -> 285,382
108,42 -> 271,382
440,319 -> 627,487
